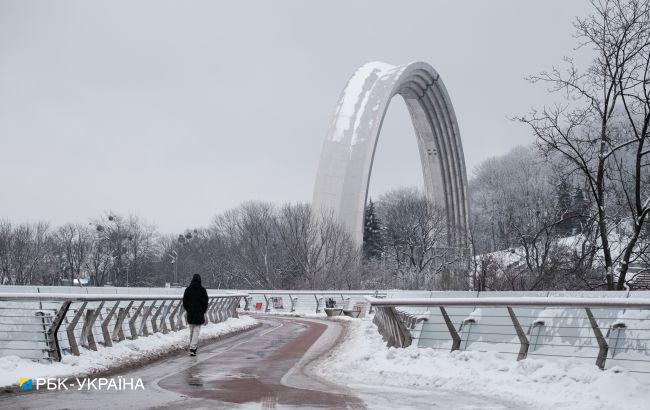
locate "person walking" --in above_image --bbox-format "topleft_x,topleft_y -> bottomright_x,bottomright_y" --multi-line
182,274 -> 208,356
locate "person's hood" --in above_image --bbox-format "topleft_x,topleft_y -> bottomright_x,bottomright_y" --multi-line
190,274 -> 202,286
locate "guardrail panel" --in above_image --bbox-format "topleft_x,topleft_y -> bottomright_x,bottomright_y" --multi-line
0,292 -> 248,362
367,295 -> 650,371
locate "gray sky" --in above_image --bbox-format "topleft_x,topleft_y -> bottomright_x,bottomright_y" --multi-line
0,0 -> 593,232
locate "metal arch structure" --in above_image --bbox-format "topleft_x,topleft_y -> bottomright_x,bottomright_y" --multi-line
312,61 -> 469,247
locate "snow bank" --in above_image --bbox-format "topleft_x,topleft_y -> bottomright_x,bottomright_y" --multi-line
0,315 -> 258,388
314,318 -> 650,409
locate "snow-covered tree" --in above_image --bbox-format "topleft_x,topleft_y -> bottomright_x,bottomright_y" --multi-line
363,199 -> 383,261
516,0 -> 650,289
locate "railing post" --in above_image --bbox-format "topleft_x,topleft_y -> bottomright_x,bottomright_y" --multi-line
177,300 -> 186,329
439,306 -> 461,351
230,296 -> 241,318
219,298 -> 229,321
314,294 -> 321,313
80,309 -> 94,350
212,298 -> 223,322
151,301 -> 166,333
215,297 -> 224,321
213,297 -> 222,322
139,300 -> 156,336
225,297 -> 233,319
66,301 -> 88,356
206,298 -> 216,323
113,301 -> 133,341
506,306 -> 529,360
169,300 -> 182,331
228,297 -> 239,318
47,301 -> 71,362
218,297 -> 227,320
585,307 -> 609,369
228,297 -> 237,318
210,298 -> 222,322
80,301 -> 104,351
101,301 -> 120,347
263,294 -> 271,313
160,301 -> 170,334
129,301 -> 146,339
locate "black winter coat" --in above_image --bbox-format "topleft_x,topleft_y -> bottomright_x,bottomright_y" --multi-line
183,274 -> 209,325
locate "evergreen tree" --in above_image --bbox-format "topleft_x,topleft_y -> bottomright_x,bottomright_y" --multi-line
557,180 -> 572,212
572,186 -> 589,233
363,199 -> 383,260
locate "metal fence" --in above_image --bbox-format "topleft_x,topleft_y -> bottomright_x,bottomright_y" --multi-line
367,296 -> 650,371
0,292 -> 247,362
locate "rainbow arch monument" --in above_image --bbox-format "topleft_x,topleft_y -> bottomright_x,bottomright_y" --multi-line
312,61 -> 469,247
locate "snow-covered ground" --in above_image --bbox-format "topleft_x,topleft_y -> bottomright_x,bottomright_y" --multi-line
478,234 -> 589,268
314,318 -> 650,409
0,315 -> 257,388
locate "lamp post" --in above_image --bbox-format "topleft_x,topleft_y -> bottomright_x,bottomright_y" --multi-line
169,250 -> 178,286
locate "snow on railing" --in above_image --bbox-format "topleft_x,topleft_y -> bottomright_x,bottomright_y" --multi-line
0,292 -> 247,362
366,296 -> 650,371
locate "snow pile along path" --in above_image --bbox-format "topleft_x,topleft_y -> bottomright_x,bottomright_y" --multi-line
0,315 -> 258,388
314,318 -> 650,409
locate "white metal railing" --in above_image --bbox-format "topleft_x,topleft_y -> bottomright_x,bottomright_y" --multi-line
366,296 -> 650,371
0,292 -> 247,362
0,287 -> 387,315
240,290 -> 385,314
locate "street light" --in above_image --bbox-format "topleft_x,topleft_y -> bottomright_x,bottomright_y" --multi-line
169,250 -> 178,286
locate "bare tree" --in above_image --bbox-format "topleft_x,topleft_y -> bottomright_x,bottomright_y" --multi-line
124,216 -> 158,286
0,221 -> 50,285
213,201 -> 284,288
86,232 -> 112,286
52,223 -> 92,286
516,0 -> 650,289
0,221 -> 12,285
87,212 -> 157,286
374,188 -> 465,290
276,204 -> 359,289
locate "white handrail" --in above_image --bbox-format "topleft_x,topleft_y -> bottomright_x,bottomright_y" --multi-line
0,292 -> 249,301
242,290 -> 384,295
365,296 -> 650,309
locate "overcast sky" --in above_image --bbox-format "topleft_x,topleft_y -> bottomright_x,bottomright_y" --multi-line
0,0 -> 593,232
